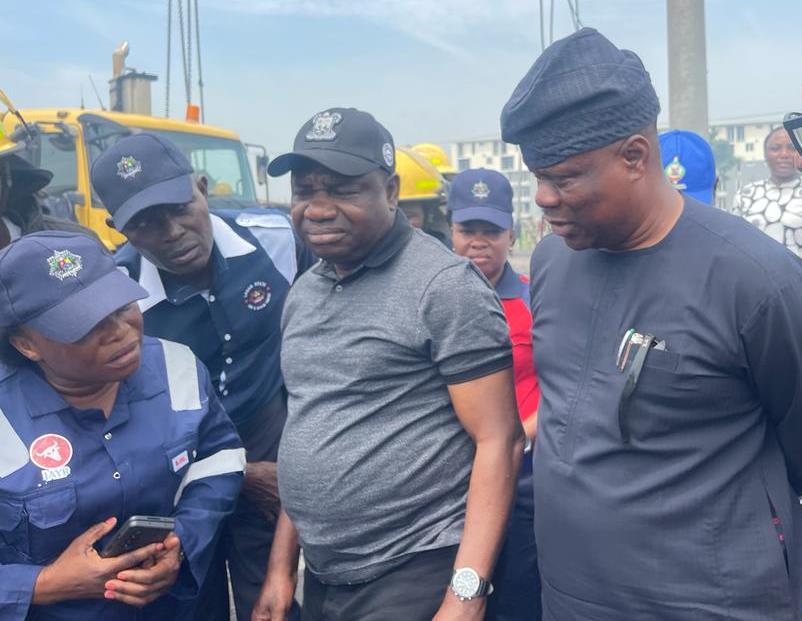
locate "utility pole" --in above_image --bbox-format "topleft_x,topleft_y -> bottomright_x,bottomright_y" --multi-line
666,0 -> 709,136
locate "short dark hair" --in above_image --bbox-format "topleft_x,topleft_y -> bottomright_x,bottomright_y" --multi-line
763,126 -> 787,155
0,326 -> 28,368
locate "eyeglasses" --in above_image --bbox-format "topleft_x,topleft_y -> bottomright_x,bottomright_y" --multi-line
616,330 -> 659,444
783,112 -> 802,157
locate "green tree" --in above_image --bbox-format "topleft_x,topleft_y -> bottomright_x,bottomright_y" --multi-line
708,133 -> 740,183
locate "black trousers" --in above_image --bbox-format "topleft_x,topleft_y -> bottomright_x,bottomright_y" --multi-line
486,452 -> 541,621
193,392 -> 300,621
302,545 -> 458,621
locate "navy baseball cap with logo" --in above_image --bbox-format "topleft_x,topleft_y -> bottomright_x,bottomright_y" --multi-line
446,168 -> 514,230
659,130 -> 716,205
0,231 -> 147,343
91,133 -> 194,230
268,107 -> 396,177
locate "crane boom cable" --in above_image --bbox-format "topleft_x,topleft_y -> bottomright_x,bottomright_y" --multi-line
165,0 -> 172,116
194,0 -> 205,122
177,0 -> 191,106
539,0 -> 545,52
566,0 -> 583,30
186,0 -> 192,105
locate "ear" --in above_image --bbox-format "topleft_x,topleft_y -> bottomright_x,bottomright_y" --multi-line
9,330 -> 42,363
197,176 -> 209,198
386,173 -> 400,210
508,229 -> 516,248
619,134 -> 651,179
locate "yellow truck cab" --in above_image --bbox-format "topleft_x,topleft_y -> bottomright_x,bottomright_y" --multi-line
2,109 -> 266,249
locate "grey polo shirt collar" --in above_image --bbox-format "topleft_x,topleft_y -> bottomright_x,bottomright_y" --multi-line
312,210 -> 414,282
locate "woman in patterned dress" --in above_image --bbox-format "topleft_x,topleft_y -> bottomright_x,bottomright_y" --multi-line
733,127 -> 802,256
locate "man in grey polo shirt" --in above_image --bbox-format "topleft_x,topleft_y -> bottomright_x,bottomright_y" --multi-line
251,108 -> 524,621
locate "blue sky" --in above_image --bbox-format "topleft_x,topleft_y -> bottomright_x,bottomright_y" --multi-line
3,0 -> 801,200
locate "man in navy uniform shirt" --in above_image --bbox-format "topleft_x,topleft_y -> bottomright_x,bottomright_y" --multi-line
501,28 -> 802,620
91,133 -> 313,621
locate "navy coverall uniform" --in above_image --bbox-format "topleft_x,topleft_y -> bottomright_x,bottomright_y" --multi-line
116,207 -> 313,620
0,337 -> 245,621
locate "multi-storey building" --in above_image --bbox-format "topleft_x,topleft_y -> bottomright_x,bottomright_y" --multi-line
449,138 -> 536,219
709,114 -> 784,163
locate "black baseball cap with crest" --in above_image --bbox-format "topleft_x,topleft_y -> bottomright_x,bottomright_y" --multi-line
268,107 -> 396,177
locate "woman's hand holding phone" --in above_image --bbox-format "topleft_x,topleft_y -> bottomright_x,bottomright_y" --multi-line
32,517 -> 165,606
103,532 -> 183,607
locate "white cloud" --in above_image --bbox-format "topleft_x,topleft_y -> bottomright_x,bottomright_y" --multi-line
207,0 -> 549,58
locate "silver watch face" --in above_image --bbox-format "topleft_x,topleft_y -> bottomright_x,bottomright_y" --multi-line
452,568 -> 481,597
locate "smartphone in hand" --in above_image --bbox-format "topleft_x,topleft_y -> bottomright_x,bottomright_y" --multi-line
99,515 -> 176,558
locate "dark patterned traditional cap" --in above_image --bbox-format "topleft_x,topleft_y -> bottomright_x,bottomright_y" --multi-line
500,28 -> 660,169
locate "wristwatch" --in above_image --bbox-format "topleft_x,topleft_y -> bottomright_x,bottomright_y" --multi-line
450,567 -> 494,601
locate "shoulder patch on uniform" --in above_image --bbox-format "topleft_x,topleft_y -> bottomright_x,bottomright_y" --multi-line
159,339 -> 202,412
235,212 -> 291,229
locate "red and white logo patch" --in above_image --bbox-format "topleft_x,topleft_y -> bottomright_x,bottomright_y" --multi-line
30,434 -> 73,469
30,434 -> 73,482
171,450 -> 190,472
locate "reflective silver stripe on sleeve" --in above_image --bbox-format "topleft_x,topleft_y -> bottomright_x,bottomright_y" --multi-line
173,448 -> 246,505
235,213 -> 298,285
159,339 -> 201,411
0,406 -> 29,477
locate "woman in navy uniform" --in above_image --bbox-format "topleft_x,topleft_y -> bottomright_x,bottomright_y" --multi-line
447,169 -> 541,621
0,231 -> 245,621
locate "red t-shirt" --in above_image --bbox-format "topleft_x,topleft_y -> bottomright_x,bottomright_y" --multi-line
496,263 -> 540,421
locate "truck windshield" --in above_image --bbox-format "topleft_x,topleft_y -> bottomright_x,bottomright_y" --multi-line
145,130 -> 257,202
22,131 -> 78,195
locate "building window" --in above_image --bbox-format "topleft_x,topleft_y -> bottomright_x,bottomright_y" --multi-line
517,186 -> 530,198
745,142 -> 754,152
458,158 -> 471,171
493,142 -> 500,156
726,126 -> 735,142
736,126 -> 745,142
485,156 -> 494,166
501,155 -> 515,171
457,143 -> 464,158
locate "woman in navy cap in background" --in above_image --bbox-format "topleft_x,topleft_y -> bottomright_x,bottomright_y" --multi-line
447,168 -> 541,621
0,231 -> 244,621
